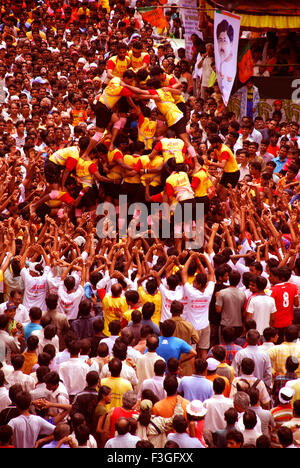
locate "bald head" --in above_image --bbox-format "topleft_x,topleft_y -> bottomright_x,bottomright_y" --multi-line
111,284 -> 122,297
116,417 -> 130,435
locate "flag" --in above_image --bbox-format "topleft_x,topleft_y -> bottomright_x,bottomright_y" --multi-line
238,41 -> 254,83
137,6 -> 169,29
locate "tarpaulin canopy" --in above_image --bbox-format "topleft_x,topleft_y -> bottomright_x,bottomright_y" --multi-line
204,0 -> 300,31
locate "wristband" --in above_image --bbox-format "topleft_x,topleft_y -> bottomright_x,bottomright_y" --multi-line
79,191 -> 85,197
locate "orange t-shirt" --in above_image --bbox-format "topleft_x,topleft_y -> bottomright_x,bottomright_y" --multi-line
206,373 -> 231,397
152,395 -> 190,420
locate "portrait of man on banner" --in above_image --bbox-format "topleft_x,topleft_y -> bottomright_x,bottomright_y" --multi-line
214,11 -> 241,106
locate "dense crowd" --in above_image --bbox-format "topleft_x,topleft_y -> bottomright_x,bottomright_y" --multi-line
0,0 -> 299,450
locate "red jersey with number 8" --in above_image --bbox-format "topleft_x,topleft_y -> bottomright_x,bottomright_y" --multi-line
269,282 -> 298,328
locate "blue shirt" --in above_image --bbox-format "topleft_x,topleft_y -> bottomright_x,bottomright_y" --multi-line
272,156 -> 287,174
24,323 -> 42,342
156,336 -> 192,362
42,441 -> 70,448
178,375 -> 214,402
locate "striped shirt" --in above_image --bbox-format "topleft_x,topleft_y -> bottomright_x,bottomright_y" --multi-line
267,342 -> 300,380
270,404 -> 293,448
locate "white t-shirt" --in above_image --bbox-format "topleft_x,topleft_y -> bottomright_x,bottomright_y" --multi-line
0,302 -> 29,324
183,281 -> 215,331
159,284 -> 184,322
57,284 -> 84,320
246,294 -> 277,335
290,274 -> 300,295
8,414 -> 54,448
21,266 -> 50,311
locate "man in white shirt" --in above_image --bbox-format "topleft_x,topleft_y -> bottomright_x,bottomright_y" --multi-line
58,340 -> 90,401
136,334 -> 165,393
138,358 -> 166,400
6,354 -> 35,393
100,339 -> 138,391
181,252 -> 215,359
232,329 -> 272,391
57,272 -> 84,321
159,276 -> 184,322
0,314 -> 23,364
44,370 -> 70,419
203,377 -> 233,446
21,262 -> 50,312
20,245 -> 51,312
246,276 -> 276,336
0,289 -> 29,325
0,369 -> 10,411
8,390 -> 54,448
101,320 -> 121,355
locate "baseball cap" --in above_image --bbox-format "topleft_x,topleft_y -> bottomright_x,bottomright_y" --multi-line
5,301 -> 17,311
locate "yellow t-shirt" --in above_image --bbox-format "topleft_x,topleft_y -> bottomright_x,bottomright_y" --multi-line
123,154 -> 141,184
100,377 -> 132,410
49,146 -> 79,167
155,89 -> 183,128
102,294 -> 128,336
139,155 -> 163,187
106,148 -> 124,181
215,144 -> 239,173
137,115 -> 157,150
122,307 -> 142,324
138,286 -> 161,326
99,77 -> 125,110
192,169 -> 214,197
160,138 -> 185,163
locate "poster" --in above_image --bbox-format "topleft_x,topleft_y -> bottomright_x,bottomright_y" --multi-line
179,0 -> 203,60
214,10 -> 241,106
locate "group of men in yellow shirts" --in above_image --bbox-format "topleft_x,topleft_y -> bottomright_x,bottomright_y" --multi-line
39,38 -> 241,232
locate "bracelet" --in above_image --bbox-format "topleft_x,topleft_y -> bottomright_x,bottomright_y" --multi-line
79,191 -> 85,197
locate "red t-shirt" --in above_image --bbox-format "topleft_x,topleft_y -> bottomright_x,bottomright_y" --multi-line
108,407 -> 138,439
270,282 -> 298,328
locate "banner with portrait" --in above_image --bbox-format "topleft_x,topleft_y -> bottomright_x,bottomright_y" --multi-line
179,0 -> 203,60
214,10 -> 241,106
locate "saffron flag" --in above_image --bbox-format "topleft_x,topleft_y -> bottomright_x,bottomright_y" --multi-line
238,41 -> 254,83
137,6 -> 169,29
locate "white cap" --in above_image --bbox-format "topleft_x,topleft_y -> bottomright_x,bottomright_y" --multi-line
279,386 -> 295,404
206,357 -> 220,371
